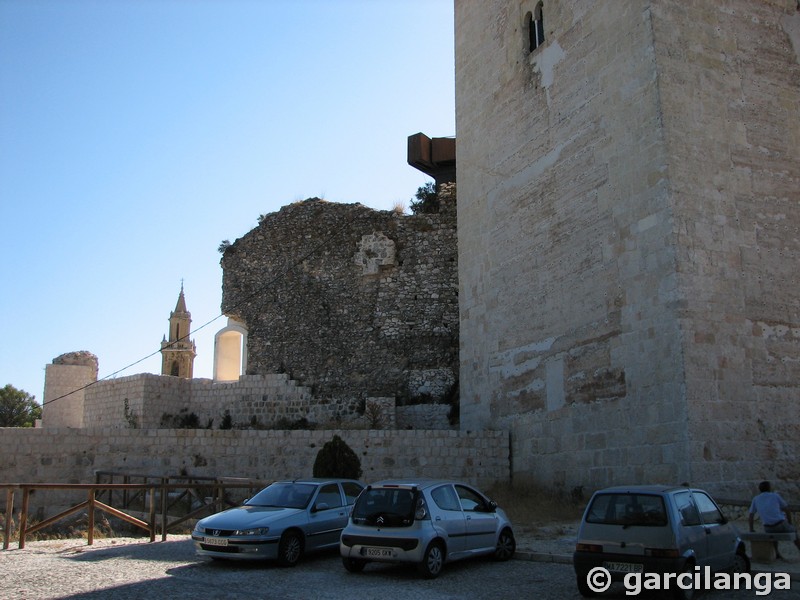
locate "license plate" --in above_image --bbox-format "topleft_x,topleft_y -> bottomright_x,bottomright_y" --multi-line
364,547 -> 393,558
604,561 -> 642,573
204,537 -> 229,547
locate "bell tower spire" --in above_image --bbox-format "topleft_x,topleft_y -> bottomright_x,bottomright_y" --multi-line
160,282 -> 197,378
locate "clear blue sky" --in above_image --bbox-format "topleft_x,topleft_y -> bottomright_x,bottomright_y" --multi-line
0,0 -> 455,403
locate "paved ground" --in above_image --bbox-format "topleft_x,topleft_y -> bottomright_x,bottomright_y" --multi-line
2,528 -> 798,599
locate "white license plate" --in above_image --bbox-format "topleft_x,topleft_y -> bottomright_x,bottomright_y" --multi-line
365,547 -> 393,558
604,561 -> 643,573
204,537 -> 229,547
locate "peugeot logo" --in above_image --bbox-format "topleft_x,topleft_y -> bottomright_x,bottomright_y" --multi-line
213,530 -> 221,536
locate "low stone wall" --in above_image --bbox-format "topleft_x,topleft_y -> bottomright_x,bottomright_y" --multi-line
0,427 -> 508,515
82,373 -> 455,430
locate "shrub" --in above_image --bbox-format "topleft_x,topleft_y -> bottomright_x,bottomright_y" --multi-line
312,435 -> 362,480
409,181 -> 439,214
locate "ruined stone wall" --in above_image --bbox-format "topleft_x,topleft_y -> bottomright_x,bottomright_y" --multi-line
455,0 -> 800,497
220,186 -> 459,417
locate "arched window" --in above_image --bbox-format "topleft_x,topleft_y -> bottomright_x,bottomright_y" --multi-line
527,2 -> 545,53
171,360 -> 180,376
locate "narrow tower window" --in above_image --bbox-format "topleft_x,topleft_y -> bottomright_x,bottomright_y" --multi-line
527,2 -> 545,52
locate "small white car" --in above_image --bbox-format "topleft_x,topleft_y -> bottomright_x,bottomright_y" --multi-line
340,479 -> 515,578
573,485 -> 749,598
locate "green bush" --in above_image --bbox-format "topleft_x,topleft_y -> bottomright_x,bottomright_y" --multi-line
312,435 -> 362,480
409,181 -> 439,214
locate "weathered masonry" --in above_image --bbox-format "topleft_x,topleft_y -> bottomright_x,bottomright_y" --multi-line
219,184 -> 459,426
455,1 -> 800,496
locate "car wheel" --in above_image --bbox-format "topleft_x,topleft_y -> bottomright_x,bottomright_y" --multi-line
342,557 -> 367,573
277,531 -> 303,567
494,528 -> 516,561
670,562 -> 696,600
732,551 -> 750,573
576,576 -> 599,597
417,540 -> 445,578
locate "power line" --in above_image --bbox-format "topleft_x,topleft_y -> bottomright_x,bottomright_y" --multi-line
42,209 -> 375,408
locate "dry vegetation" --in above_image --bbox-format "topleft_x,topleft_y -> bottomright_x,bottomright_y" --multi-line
486,481 -> 586,538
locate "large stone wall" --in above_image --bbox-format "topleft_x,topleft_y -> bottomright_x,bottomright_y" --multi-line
220,185 -> 459,413
0,427 -> 508,515
651,0 -> 800,493
455,0 -> 800,498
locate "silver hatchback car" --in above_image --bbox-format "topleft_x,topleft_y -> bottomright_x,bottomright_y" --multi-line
340,479 -> 515,578
573,485 -> 749,598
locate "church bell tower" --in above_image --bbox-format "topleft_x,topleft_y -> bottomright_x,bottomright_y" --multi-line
160,283 -> 196,378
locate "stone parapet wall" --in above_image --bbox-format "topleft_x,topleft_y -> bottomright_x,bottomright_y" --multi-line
82,373 -> 454,430
0,427 -> 508,515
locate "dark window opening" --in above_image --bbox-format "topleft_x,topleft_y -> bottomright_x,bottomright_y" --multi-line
528,2 -> 545,52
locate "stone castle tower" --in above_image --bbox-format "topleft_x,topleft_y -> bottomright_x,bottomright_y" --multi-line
42,351 -> 99,428
160,284 -> 196,378
455,1 -> 800,494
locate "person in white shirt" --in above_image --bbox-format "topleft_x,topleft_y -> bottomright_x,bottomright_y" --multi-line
748,480 -> 800,558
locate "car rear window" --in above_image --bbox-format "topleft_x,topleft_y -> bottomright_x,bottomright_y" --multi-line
586,493 -> 668,527
352,487 -> 417,527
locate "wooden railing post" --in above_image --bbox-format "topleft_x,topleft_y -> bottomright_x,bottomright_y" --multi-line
148,486 -> 156,542
160,478 -> 168,542
87,488 -> 95,546
19,487 -> 29,550
3,488 -> 14,550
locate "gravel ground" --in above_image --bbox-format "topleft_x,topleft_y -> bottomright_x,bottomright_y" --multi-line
3,522 -> 798,599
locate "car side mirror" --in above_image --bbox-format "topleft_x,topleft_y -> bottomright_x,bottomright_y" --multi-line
313,502 -> 330,513
488,500 -> 498,512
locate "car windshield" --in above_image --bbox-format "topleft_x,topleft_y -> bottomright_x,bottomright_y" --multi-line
245,482 -> 317,509
352,487 -> 417,527
585,493 -> 668,527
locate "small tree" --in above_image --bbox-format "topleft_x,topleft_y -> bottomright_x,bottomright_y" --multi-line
313,435 -> 362,480
0,384 -> 41,427
409,181 -> 439,214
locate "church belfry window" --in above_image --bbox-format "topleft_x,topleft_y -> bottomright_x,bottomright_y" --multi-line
527,2 -> 544,53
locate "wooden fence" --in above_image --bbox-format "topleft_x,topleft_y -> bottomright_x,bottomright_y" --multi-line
1,474 -> 264,550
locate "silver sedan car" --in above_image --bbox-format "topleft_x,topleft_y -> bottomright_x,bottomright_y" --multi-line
192,478 -> 364,566
340,479 -> 515,578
